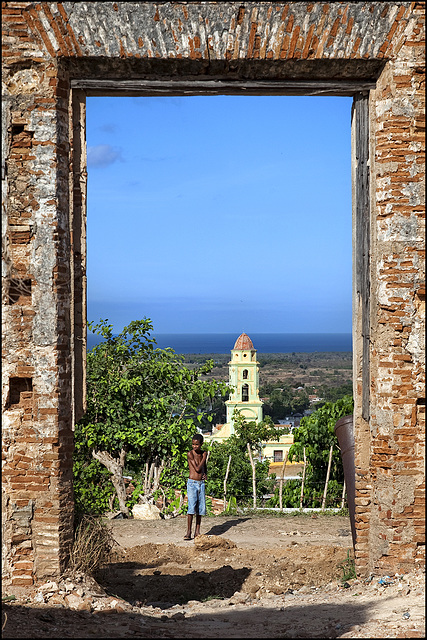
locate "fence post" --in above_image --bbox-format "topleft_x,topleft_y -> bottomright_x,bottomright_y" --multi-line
278,450 -> 289,511
299,447 -> 306,510
321,445 -> 334,511
247,443 -> 257,509
341,479 -> 346,509
223,454 -> 232,511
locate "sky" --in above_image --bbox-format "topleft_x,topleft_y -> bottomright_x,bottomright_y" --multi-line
86,94 -> 353,334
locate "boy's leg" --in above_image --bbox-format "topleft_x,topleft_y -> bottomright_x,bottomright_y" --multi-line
194,515 -> 202,537
185,514 -> 193,539
185,479 -> 196,539
194,481 -> 205,537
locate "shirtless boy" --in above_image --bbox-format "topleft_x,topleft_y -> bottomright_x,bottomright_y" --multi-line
184,433 -> 207,540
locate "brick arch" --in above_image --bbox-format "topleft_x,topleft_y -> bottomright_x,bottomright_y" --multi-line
2,2 -> 424,585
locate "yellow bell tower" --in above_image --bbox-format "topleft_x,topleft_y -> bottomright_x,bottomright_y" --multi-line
225,333 -> 263,433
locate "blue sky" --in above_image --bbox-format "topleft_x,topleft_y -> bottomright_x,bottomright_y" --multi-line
86,95 -> 352,334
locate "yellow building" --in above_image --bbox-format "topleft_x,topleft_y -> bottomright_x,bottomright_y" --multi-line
205,333 -> 294,472
225,332 -> 263,432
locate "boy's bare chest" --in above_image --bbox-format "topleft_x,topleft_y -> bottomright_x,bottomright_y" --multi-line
192,452 -> 203,465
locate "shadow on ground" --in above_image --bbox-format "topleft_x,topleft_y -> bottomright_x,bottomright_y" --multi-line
204,518 -> 251,536
95,562 -> 251,606
2,600 -> 375,638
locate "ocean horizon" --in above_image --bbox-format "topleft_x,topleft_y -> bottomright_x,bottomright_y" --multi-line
87,332 -> 352,354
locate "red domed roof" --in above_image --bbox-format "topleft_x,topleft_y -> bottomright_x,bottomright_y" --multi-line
233,333 -> 254,350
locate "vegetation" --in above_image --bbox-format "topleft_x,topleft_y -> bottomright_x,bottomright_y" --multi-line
74,319 -> 229,516
205,436 -> 273,506
205,414 -> 280,507
313,382 -> 353,404
339,549 -> 357,582
74,323 -> 353,516
68,514 -> 116,576
260,384 -> 310,420
267,395 -> 354,508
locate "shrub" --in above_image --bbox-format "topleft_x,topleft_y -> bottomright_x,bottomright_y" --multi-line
68,514 -> 116,576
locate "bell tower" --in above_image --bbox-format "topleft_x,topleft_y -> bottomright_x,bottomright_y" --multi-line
225,333 -> 263,433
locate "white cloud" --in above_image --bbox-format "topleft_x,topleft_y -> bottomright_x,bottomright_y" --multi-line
98,123 -> 118,133
87,144 -> 122,167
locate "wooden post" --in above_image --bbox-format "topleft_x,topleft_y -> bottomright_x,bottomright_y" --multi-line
321,445 -> 334,511
247,443 -> 257,509
341,479 -> 346,509
278,450 -> 289,511
223,455 -> 232,511
299,447 -> 306,510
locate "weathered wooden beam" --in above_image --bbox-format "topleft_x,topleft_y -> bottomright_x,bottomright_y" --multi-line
353,92 -> 371,422
70,78 -> 376,97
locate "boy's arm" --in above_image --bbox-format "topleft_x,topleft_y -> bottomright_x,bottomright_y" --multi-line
201,460 -> 207,480
201,451 -> 208,480
188,450 -> 208,474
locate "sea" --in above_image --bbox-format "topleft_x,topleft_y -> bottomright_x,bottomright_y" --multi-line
87,333 -> 352,354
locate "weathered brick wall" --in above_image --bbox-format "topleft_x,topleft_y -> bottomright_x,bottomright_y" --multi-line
360,9 -> 425,573
2,2 -> 425,585
2,3 -> 74,584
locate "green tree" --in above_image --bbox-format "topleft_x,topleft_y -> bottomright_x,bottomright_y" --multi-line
74,318 -> 229,516
268,395 -> 354,508
233,413 -> 281,508
262,385 -> 310,421
205,434 -> 274,508
315,382 -> 353,404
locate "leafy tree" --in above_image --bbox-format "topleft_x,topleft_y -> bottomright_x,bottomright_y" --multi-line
205,435 -> 274,508
262,385 -> 310,421
267,394 -> 354,508
74,318 -> 229,516
315,382 -> 353,404
233,413 -> 281,508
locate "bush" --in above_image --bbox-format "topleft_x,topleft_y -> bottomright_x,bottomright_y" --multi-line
205,436 -> 274,505
267,396 -> 354,508
68,514 -> 116,576
73,436 -> 116,515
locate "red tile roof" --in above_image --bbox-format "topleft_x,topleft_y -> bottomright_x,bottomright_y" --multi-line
234,333 -> 254,350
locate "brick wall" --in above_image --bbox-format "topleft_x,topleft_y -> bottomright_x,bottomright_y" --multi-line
2,2 -> 424,584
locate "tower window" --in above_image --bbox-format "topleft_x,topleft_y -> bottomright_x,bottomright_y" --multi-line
243,369 -> 248,379
242,384 -> 249,402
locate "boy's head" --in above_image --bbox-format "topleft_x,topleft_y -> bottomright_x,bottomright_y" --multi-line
191,433 -> 203,451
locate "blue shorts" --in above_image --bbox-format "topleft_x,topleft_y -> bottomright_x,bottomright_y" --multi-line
187,478 -> 206,516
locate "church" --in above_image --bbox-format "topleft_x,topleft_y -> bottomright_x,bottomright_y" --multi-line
205,333 -> 294,472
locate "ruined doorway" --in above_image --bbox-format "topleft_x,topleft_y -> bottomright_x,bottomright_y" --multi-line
4,2 -> 423,586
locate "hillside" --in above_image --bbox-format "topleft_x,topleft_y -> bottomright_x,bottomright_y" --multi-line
185,351 -> 353,394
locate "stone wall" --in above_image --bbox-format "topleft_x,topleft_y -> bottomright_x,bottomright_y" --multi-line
362,21 -> 425,572
2,2 -> 425,585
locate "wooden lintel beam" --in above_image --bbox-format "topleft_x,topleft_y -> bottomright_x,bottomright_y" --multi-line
71,78 -> 376,97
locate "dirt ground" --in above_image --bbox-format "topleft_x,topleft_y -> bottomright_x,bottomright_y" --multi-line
2,513 -> 425,639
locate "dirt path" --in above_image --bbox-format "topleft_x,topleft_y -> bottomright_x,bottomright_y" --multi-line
109,512 -> 352,549
2,514 -> 425,638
